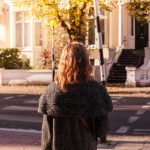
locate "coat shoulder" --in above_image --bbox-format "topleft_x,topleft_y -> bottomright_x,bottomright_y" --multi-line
38,82 -> 61,114
88,80 -> 105,92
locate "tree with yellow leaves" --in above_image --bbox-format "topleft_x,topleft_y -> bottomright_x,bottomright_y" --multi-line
15,0 -> 115,42
126,0 -> 150,24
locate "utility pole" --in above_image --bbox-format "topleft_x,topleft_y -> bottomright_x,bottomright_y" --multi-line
93,0 -> 106,86
50,20 -> 56,81
93,1 -> 107,143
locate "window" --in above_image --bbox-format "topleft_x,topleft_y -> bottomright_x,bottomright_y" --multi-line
87,8 -> 108,46
24,22 -> 30,46
16,23 -> 22,47
35,22 -> 42,46
16,12 -> 30,47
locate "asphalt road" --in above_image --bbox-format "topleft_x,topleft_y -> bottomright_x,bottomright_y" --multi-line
109,96 -> 150,136
0,94 -> 42,131
0,94 -> 150,136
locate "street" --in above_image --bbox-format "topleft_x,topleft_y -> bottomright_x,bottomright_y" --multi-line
0,94 -> 150,150
0,94 -> 150,136
110,96 -> 150,136
0,94 -> 41,131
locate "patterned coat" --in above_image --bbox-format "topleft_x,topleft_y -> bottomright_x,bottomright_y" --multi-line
38,80 -> 113,150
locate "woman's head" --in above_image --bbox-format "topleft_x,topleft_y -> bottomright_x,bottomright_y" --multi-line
56,42 -> 92,91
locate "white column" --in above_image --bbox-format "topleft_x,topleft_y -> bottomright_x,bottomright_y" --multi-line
104,12 -> 109,46
9,4 -> 15,48
30,18 -> 34,66
109,12 -> 113,48
118,2 -> 123,47
0,2 -> 5,48
109,9 -> 118,48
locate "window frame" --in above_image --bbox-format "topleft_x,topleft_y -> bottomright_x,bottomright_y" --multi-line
87,8 -> 109,47
15,11 -> 31,48
34,20 -> 42,47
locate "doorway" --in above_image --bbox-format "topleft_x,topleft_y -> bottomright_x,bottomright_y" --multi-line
135,21 -> 148,50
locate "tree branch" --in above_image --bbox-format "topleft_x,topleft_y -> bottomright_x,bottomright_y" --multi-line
57,13 -> 71,39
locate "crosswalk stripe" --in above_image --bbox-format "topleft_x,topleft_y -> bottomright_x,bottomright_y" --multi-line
146,102 -> 150,105
4,96 -> 14,100
112,96 -> 123,100
128,116 -> 139,123
0,114 -> 42,123
2,106 -> 37,111
17,95 -> 26,97
112,100 -> 118,103
0,128 -> 41,133
24,101 -> 38,104
116,126 -> 130,133
136,110 -> 145,115
134,129 -> 150,132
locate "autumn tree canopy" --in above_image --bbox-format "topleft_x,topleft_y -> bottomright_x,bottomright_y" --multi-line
126,0 -> 150,24
15,0 -> 115,42
15,0 -> 150,43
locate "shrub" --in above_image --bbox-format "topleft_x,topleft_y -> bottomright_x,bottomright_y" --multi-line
39,49 -> 50,69
0,48 -> 31,69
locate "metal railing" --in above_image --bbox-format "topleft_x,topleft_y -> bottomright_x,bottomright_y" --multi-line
106,39 -> 126,65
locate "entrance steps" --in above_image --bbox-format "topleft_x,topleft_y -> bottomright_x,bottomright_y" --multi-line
107,49 -> 144,85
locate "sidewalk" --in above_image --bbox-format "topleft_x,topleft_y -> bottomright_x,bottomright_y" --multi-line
0,130 -> 41,150
0,85 -> 150,150
0,130 -> 150,150
0,85 -> 46,95
98,135 -> 150,150
1,85 -> 150,96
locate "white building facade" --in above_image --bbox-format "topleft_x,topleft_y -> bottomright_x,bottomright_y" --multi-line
0,0 -> 150,67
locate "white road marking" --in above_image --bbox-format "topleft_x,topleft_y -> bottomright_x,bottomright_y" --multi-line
113,96 -> 123,99
142,105 -> 150,109
112,100 -> 118,103
134,129 -> 150,132
97,141 -> 118,149
133,132 -> 150,135
136,110 -> 145,115
112,97 -> 122,100
24,101 -> 38,104
2,106 -> 37,111
0,114 -> 42,123
0,128 -> 41,134
17,94 -> 26,97
116,126 -> 130,133
4,96 -> 14,100
97,148 -> 107,150
134,129 -> 150,135
128,116 -> 139,123
146,102 -> 150,105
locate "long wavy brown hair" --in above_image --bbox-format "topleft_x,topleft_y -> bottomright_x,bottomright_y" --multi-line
55,42 -> 93,92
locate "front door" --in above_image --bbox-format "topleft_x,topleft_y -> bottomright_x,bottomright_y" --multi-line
135,21 -> 148,50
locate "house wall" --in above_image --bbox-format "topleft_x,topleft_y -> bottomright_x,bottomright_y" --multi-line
123,5 -> 150,49
0,69 -> 52,85
0,6 -> 5,47
109,7 -> 118,49
122,6 -> 129,48
1,1 -> 150,68
0,3 -> 9,48
5,11 -> 9,47
123,6 -> 135,49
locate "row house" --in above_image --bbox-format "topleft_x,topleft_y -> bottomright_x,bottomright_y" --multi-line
0,0 -> 150,84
